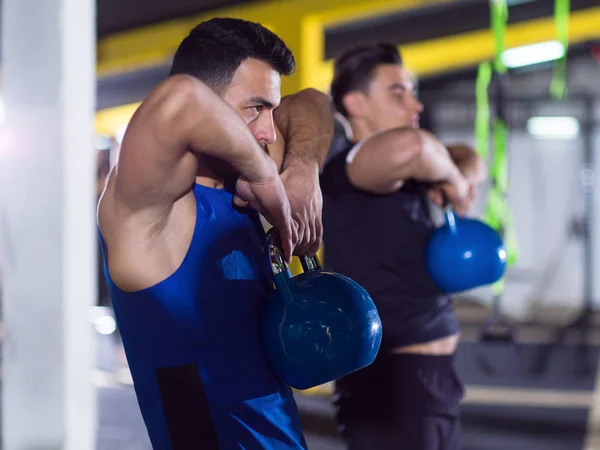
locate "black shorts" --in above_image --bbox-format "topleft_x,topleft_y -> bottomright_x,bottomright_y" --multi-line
333,352 -> 465,450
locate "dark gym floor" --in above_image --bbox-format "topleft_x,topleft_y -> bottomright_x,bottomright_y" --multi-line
93,300 -> 600,449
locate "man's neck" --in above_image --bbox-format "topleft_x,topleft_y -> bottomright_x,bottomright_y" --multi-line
349,120 -> 374,144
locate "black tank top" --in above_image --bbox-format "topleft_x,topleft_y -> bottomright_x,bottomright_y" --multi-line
320,141 -> 460,348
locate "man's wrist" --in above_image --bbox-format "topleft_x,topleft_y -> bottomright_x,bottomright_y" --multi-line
282,154 -> 320,177
248,150 -> 278,184
449,164 -> 469,192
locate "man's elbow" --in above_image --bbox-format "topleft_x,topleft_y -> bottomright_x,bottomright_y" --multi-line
295,87 -> 329,102
286,88 -> 333,113
159,74 -> 203,103
153,75 -> 218,129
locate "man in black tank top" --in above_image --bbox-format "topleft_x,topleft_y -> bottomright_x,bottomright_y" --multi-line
321,43 -> 487,450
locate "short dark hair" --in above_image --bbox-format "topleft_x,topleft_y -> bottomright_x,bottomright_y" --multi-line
330,43 -> 402,118
169,17 -> 296,94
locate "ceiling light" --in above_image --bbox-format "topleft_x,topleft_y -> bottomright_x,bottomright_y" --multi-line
502,41 -> 565,69
527,116 -> 580,139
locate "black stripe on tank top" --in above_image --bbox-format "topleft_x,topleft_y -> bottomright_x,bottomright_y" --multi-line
155,363 -> 219,449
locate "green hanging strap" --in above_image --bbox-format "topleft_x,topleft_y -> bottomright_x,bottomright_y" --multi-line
484,0 -> 519,296
485,118 -> 519,264
475,62 -> 492,162
550,0 -> 570,99
486,118 -> 519,296
491,0 -> 509,74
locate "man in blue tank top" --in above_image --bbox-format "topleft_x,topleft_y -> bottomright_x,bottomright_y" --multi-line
320,44 -> 487,449
97,18 -> 333,449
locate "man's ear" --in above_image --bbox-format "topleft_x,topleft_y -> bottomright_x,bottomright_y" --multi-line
342,91 -> 368,119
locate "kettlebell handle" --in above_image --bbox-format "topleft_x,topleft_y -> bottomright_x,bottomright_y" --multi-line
440,190 -> 458,234
266,228 -> 288,275
300,254 -> 321,272
441,190 -> 450,209
265,228 -> 322,306
265,229 -> 296,306
266,228 -> 322,274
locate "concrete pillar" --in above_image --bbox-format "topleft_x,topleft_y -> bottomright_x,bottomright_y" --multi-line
0,0 -> 98,448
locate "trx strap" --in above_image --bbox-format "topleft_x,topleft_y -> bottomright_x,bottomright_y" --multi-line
491,0 -> 508,75
474,0 -> 521,376
550,0 -> 570,100
475,62 -> 492,165
476,0 -> 519,284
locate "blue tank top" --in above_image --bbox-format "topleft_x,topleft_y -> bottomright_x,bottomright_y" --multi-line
99,183 -> 307,450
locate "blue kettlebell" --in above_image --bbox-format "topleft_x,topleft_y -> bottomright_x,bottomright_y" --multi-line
426,200 -> 507,294
260,229 -> 382,390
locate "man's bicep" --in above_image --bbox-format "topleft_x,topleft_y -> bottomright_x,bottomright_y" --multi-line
347,131 -> 419,193
347,143 -> 396,193
112,95 -> 197,211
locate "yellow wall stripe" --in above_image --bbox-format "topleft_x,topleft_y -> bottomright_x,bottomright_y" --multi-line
95,103 -> 140,136
95,5 -> 600,135
305,7 -> 600,92
97,0 -> 451,80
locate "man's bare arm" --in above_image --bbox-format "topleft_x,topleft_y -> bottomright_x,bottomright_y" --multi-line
114,74 -> 277,211
268,88 -> 334,173
446,144 -> 487,183
347,128 -> 468,195
263,88 -> 334,256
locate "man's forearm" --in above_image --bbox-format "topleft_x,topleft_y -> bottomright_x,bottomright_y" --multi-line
275,88 -> 334,172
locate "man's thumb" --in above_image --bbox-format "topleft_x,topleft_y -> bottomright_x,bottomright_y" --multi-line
233,195 -> 249,208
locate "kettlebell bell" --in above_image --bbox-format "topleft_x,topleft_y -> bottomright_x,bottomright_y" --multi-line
426,198 -> 507,294
260,228 -> 382,390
